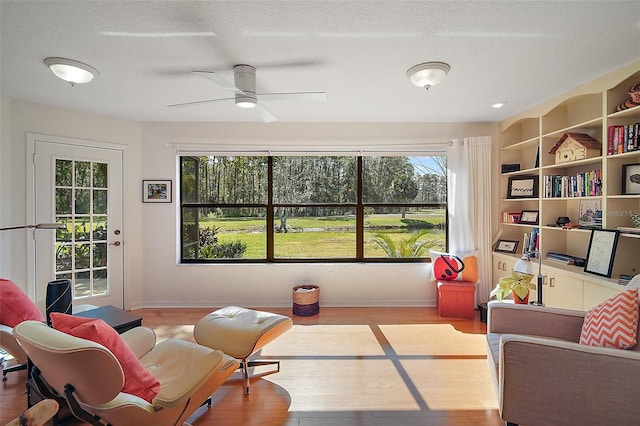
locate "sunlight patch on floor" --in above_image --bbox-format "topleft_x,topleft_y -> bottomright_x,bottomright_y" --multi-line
380,324 -> 487,356
262,324 -> 386,356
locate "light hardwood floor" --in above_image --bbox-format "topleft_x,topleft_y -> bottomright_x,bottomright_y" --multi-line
1,307 -> 502,426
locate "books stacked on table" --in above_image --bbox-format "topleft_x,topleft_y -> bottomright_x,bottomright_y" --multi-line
546,252 -> 586,267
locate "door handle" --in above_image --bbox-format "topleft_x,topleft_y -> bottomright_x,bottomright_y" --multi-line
109,241 -> 121,247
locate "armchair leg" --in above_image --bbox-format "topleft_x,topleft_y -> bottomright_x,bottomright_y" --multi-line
2,361 -> 27,381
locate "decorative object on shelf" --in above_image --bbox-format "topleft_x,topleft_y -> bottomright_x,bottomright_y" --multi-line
584,229 -> 620,278
548,132 -> 601,164
615,80 -> 640,111
556,216 -> 571,227
495,239 -> 519,253
519,210 -> 539,225
142,179 -> 172,203
507,175 -> 539,199
622,163 -> 640,195
578,199 -> 603,229
501,163 -> 521,174
631,214 -> 640,228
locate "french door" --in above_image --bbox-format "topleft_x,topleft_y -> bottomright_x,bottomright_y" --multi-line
31,136 -> 124,309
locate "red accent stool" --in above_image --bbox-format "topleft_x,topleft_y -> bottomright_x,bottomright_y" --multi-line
436,281 -> 476,320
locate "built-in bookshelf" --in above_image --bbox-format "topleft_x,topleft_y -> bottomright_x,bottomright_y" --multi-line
495,62 -> 640,309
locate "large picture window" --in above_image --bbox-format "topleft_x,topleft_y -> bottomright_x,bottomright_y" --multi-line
180,154 -> 446,262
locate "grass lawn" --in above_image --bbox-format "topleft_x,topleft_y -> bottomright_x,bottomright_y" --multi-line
202,211 -> 445,259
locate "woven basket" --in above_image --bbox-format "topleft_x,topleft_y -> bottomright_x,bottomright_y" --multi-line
292,285 -> 319,316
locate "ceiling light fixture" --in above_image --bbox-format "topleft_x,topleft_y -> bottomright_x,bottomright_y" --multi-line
44,57 -> 98,86
406,61 -> 450,90
492,102 -> 507,109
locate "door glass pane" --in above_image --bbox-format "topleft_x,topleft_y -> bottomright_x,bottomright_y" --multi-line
54,159 -> 110,300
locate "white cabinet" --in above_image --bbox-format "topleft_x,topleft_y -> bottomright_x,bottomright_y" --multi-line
541,268 -> 583,310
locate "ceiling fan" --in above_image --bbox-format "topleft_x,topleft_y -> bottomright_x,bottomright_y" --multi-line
167,64 -> 327,122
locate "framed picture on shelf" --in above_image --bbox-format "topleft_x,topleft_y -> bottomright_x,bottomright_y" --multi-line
584,229 -> 620,278
622,163 -> 640,195
578,199 -> 602,229
142,180 -> 172,203
495,239 -> 519,253
519,210 -> 539,225
507,175 -> 539,199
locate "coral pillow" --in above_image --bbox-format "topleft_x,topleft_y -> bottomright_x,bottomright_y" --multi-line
429,249 -> 479,282
580,289 -> 639,349
0,278 -> 45,327
50,313 -> 160,403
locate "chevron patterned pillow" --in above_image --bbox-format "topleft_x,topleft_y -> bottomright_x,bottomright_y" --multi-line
580,288 -> 639,349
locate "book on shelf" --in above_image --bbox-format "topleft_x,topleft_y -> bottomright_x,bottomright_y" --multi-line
619,274 -> 635,286
546,252 -> 586,267
607,123 -> 639,155
502,211 -> 521,224
543,169 -> 602,198
617,226 -> 640,235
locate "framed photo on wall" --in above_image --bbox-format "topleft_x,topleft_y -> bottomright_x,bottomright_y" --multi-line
622,163 -> 640,195
584,229 -> 619,278
495,239 -> 519,253
507,175 -> 539,199
143,180 -> 172,203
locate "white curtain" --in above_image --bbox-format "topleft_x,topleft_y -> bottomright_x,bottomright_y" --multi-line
447,136 -> 493,303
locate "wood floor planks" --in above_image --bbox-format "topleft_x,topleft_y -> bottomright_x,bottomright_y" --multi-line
0,307 -> 502,425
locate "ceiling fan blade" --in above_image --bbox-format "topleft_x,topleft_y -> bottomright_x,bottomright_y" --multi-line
256,103 -> 278,123
258,91 -> 327,102
192,70 -> 245,95
167,97 -> 234,108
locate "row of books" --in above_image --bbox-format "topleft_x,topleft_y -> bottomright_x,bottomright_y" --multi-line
607,124 -> 639,155
501,211 -> 521,224
543,170 -> 602,198
523,228 -> 539,255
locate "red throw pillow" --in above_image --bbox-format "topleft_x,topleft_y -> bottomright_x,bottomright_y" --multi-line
50,313 -> 160,403
0,278 -> 45,327
580,289 -> 639,349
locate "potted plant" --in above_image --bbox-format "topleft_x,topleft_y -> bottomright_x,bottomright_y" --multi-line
490,271 -> 537,304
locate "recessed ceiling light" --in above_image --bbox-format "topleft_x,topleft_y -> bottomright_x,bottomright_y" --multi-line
492,102 -> 507,109
44,57 -> 98,86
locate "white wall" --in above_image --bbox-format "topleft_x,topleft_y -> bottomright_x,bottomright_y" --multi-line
0,97 -> 499,309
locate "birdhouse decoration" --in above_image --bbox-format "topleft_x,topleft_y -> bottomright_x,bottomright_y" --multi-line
548,133 -> 601,164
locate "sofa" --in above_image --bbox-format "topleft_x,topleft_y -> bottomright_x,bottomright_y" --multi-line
486,301 -> 640,426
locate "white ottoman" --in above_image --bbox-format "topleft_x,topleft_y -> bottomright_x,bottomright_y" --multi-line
193,306 -> 293,394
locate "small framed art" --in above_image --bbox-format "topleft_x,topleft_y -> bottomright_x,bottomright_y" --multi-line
143,180 -> 172,203
584,229 -> 619,278
622,163 -> 640,195
495,239 -> 519,253
519,210 -> 539,225
507,175 -> 539,199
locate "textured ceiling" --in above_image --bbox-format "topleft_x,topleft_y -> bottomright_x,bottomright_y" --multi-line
1,1 -> 639,123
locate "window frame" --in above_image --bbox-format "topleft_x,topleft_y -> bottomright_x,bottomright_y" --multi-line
180,155 -> 447,263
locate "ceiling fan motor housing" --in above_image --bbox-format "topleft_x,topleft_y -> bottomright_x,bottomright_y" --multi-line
234,64 -> 257,107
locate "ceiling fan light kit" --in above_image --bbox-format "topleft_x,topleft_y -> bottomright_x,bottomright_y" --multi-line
44,57 -> 98,85
407,61 -> 450,90
233,64 -> 258,108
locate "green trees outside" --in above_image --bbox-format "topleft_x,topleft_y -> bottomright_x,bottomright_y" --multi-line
181,155 -> 447,260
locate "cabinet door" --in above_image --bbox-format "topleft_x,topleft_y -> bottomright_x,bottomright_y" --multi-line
541,269 -> 583,310
582,280 -> 622,310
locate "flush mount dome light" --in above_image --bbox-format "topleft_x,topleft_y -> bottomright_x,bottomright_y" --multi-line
44,57 -> 98,85
406,61 -> 450,90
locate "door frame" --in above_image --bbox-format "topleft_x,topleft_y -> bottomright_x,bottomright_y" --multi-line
25,133 -> 127,302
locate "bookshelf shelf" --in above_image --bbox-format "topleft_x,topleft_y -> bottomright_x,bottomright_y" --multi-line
495,63 -> 640,309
